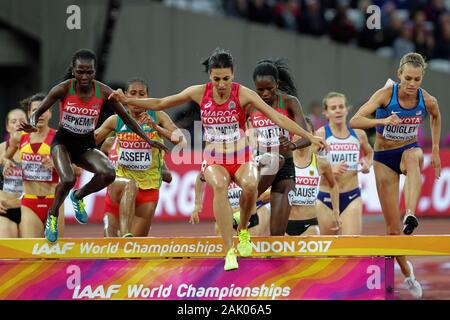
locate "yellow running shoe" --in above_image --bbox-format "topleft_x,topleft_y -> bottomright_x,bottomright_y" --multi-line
224,248 -> 238,271
237,229 -> 252,257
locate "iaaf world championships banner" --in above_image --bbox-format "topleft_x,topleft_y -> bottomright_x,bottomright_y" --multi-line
63,150 -> 450,222
0,257 -> 393,300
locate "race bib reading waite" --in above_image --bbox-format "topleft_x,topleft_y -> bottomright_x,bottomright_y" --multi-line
61,104 -> 100,134
382,116 -> 422,141
22,153 -> 52,181
328,143 -> 360,171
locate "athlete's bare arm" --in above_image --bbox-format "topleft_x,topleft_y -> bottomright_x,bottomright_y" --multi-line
23,81 -> 68,131
355,129 -> 373,174
101,83 -> 168,151
239,85 -> 327,150
423,90 -> 441,178
349,86 -> 400,129
318,156 -> 341,230
286,95 -> 311,150
94,115 -> 118,145
109,85 -> 205,111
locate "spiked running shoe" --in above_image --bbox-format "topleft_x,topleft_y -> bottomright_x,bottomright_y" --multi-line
70,190 -> 88,224
404,261 -> 423,299
224,248 -> 238,271
122,233 -> 134,238
237,229 -> 252,257
45,215 -> 58,243
403,214 -> 419,235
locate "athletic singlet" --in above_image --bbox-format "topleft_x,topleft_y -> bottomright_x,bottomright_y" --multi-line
325,124 -> 360,171
250,93 -> 292,147
375,83 -> 427,141
115,112 -> 164,190
289,153 -> 320,206
19,129 -> 58,183
200,82 -> 246,143
228,181 -> 242,210
59,80 -> 104,134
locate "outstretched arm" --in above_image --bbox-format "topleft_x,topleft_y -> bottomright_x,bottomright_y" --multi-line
25,82 -> 67,131
94,115 -> 118,145
108,85 -> 203,111
287,96 -> 311,150
102,85 -> 168,151
241,87 -> 327,150
349,87 -> 399,129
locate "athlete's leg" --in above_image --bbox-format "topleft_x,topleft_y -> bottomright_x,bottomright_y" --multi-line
340,198 -> 363,235
269,179 -> 295,235
107,178 -> 138,236
73,149 -> 116,199
204,165 -> 233,252
0,216 -> 19,238
257,154 -> 284,196
103,213 -> 119,237
131,201 -> 158,237
249,205 -> 271,236
49,145 -> 77,218
234,161 -> 259,231
374,162 -> 410,277
57,206 -> 65,236
18,206 -> 44,238
301,225 -> 320,236
316,201 -> 339,235
400,148 -> 424,225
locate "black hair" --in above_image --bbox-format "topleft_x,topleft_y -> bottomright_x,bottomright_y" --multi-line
63,48 -> 97,80
202,48 -> 234,73
253,58 -> 298,97
20,93 -> 46,114
126,77 -> 149,93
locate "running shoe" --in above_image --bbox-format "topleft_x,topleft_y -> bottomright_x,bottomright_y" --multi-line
404,261 -> 423,299
224,248 -> 238,271
45,215 -> 58,243
403,213 -> 418,235
70,190 -> 88,224
237,229 -> 252,257
122,233 -> 134,238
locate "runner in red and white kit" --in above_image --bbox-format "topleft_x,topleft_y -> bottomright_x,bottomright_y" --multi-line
109,48 -> 327,271
19,49 -> 166,243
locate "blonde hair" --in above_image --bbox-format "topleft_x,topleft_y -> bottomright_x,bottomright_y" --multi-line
398,52 -> 427,74
322,92 -> 348,110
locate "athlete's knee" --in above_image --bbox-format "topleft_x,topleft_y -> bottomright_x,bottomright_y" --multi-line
125,179 -> 138,195
240,180 -> 258,195
60,175 -> 76,190
403,151 -> 420,167
98,166 -> 116,185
